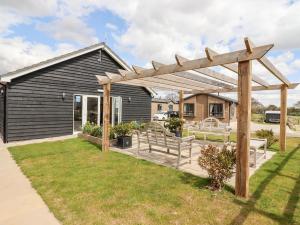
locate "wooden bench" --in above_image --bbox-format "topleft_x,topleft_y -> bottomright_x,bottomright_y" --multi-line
136,122 -> 195,168
186,117 -> 231,143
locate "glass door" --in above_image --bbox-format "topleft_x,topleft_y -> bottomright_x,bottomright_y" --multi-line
87,97 -> 99,124
81,95 -> 100,129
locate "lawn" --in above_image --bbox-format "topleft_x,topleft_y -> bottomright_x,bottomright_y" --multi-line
9,137 -> 300,225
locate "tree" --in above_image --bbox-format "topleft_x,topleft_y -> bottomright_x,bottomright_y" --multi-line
251,98 -> 265,114
165,92 -> 179,102
265,104 -> 280,111
294,101 -> 300,109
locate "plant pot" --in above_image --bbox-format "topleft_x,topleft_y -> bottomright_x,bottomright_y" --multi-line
117,135 -> 132,148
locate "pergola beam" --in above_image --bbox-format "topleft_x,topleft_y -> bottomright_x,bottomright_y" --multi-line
119,79 -> 195,92
152,61 -> 234,89
126,64 -> 227,90
191,83 -> 299,94
175,55 -> 238,85
244,38 -> 291,86
154,74 -> 221,90
96,44 -> 273,85
206,48 -> 269,87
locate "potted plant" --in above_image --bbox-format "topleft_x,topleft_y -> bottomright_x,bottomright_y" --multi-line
112,122 -> 133,148
164,117 -> 184,137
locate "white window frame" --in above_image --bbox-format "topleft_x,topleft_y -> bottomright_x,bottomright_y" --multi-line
73,94 -> 100,133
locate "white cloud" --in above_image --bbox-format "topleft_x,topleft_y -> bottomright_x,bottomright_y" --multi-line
0,0 -> 300,106
0,0 -> 58,17
105,22 -> 118,31
0,37 -> 76,74
37,16 -> 99,46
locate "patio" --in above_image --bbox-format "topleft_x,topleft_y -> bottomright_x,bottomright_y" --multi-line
97,37 -> 299,198
111,135 -> 275,187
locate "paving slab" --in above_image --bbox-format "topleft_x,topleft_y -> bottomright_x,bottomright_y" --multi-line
111,137 -> 276,187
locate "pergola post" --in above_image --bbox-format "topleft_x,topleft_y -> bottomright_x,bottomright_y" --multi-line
102,83 -> 111,151
235,60 -> 252,198
179,90 -> 184,136
280,84 -> 287,152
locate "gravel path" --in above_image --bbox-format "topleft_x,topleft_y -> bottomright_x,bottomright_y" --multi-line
230,121 -> 300,137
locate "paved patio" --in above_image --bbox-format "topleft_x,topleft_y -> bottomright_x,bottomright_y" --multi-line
111,136 -> 276,187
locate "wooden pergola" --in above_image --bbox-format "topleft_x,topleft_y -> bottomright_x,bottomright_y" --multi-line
96,38 -> 299,198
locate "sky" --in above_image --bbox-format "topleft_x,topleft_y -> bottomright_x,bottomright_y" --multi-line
0,0 -> 299,107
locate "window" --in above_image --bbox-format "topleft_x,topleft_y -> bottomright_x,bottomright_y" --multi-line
184,103 -> 194,116
168,104 -> 173,111
209,103 -> 224,118
157,104 -> 162,112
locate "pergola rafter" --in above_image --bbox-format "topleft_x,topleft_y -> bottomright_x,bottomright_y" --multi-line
96,38 -> 299,199
205,47 -> 270,87
175,55 -> 238,85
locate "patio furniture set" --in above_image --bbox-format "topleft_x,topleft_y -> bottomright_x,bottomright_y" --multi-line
136,118 -> 267,168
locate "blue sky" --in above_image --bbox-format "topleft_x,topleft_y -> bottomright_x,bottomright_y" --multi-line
0,0 -> 299,106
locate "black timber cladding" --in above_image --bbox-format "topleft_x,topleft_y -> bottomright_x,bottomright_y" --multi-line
6,50 -> 151,142
0,86 -> 5,140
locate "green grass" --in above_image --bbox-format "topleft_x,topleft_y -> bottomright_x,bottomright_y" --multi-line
9,137 -> 300,225
252,113 -> 265,124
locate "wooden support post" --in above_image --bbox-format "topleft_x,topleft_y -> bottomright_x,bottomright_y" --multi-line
236,60 -> 252,199
102,83 -> 111,151
179,90 -> 184,136
280,84 -> 287,152
179,90 -> 184,120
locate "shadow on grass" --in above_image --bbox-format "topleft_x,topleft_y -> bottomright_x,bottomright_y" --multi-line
283,167 -> 300,223
179,172 -> 235,194
229,144 -> 300,225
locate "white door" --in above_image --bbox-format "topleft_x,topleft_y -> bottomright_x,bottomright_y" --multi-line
82,95 -> 100,127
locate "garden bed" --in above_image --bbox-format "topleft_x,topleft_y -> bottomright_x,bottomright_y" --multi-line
78,133 -> 117,147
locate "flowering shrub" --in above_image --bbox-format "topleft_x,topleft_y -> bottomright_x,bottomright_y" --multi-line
198,144 -> 236,190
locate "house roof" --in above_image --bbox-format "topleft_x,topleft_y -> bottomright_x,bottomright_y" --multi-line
184,93 -> 238,103
0,42 -> 155,95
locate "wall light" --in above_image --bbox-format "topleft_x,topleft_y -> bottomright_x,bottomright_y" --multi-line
128,97 -> 132,102
62,92 -> 66,99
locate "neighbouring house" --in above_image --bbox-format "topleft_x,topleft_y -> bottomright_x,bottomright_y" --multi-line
183,93 -> 237,123
0,43 -> 153,143
151,98 -> 179,118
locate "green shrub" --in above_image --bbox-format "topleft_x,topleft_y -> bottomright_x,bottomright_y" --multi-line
112,122 -> 133,137
83,122 -> 93,134
198,144 -> 236,190
164,117 -> 184,133
255,129 -> 278,148
130,121 -> 146,131
91,125 -> 102,137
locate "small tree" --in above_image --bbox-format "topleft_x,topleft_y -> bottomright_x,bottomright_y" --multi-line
198,144 -> 236,190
